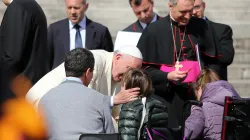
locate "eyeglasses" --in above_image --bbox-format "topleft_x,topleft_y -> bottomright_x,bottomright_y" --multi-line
193,5 -> 203,11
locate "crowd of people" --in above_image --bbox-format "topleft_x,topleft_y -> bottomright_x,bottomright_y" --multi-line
0,0 -> 243,139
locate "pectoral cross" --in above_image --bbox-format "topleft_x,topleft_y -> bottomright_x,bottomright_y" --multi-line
175,61 -> 183,71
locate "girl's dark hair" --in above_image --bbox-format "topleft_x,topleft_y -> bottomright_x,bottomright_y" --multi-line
122,69 -> 152,97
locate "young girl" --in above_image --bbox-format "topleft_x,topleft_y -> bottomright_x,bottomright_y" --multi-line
118,69 -> 170,140
184,69 -> 240,140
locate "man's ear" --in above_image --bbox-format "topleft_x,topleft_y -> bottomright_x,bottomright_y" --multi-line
115,53 -> 122,61
84,2 -> 89,11
168,2 -> 173,10
203,2 -> 206,9
85,68 -> 92,78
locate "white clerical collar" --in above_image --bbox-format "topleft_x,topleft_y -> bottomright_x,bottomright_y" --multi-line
69,16 -> 86,30
64,77 -> 83,84
139,13 -> 157,29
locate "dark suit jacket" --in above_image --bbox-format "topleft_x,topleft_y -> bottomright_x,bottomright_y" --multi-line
48,18 -> 114,69
123,14 -> 162,32
205,19 -> 234,80
0,0 -> 49,85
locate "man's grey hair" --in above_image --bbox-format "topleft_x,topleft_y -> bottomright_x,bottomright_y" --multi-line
113,50 -> 132,60
83,0 -> 87,4
169,0 -> 178,5
114,50 -> 120,54
114,48 -> 143,60
114,50 -> 126,56
169,0 -> 196,5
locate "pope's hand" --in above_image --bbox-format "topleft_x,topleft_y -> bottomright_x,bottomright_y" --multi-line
113,86 -> 140,105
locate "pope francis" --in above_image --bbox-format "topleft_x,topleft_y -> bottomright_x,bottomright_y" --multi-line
26,46 -> 143,131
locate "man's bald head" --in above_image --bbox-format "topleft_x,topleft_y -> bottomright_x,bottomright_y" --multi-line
112,46 -> 143,82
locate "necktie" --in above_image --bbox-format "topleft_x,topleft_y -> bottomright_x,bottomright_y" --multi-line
74,24 -> 83,48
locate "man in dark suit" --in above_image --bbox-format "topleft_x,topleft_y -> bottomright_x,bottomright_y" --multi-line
193,0 -> 235,80
123,0 -> 161,32
48,0 -> 114,70
0,0 -> 49,86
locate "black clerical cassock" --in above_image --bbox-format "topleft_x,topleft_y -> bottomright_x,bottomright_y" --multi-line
137,15 -> 219,137
0,0 -> 50,85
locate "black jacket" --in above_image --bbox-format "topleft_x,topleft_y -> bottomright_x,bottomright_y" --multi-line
123,14 -> 162,33
205,19 -> 234,81
118,97 -> 169,140
0,0 -> 49,85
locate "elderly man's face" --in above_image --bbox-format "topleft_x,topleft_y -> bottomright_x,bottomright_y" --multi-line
192,0 -> 205,18
169,0 -> 194,26
65,0 -> 88,24
112,54 -> 142,82
131,0 -> 155,24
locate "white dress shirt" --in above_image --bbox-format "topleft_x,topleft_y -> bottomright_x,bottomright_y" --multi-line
139,13 -> 157,29
69,16 -> 86,50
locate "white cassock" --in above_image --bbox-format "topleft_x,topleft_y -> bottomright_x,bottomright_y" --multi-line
88,50 -> 121,97
26,50 -> 121,108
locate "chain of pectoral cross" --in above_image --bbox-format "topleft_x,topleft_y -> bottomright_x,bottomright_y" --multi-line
170,17 -> 187,71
